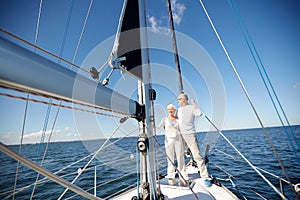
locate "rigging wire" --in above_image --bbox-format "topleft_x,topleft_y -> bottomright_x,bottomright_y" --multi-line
30,3 -> 76,196
29,98 -> 53,198
215,146 -> 297,188
197,0 -> 293,198
57,118 -> 128,199
0,143 -> 104,200
58,0 -> 74,64
204,114 -> 287,199
33,0 -> 43,52
12,1 -> 43,198
227,0 -> 300,164
71,0 -> 94,68
11,94 -> 29,200
8,157 -> 136,198
2,131 -> 137,199
30,102 -> 60,199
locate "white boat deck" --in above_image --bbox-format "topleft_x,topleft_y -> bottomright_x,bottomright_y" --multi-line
112,165 -> 239,200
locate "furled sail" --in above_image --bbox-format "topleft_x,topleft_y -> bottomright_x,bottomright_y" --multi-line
112,0 -> 143,80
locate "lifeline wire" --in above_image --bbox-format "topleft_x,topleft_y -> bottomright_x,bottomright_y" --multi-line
65,171 -> 136,199
197,0 -> 291,198
215,137 -> 297,187
204,114 -> 287,199
57,119 -> 127,199
0,143 -> 103,200
3,129 -> 137,199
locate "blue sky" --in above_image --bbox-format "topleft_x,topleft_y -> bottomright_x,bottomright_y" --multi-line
0,0 -> 299,145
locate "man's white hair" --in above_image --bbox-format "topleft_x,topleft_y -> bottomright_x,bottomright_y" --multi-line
177,93 -> 188,101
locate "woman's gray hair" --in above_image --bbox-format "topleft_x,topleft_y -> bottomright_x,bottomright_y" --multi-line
167,104 -> 176,110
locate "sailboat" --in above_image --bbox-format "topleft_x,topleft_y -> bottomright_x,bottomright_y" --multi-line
1,0 -> 299,199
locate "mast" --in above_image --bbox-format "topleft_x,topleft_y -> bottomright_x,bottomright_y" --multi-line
110,0 -> 160,198
137,0 -> 160,199
166,0 -> 184,94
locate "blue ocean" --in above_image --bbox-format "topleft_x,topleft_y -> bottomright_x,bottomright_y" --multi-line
1,126 -> 299,199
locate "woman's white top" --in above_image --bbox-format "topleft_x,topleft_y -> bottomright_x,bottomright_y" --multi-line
158,117 -> 180,138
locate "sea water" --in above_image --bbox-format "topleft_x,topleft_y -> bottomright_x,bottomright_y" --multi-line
0,126 -> 299,199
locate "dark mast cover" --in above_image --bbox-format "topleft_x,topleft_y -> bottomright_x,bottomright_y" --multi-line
116,0 -> 143,79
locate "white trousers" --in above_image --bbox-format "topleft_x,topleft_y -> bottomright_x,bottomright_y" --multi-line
165,134 -> 185,184
181,133 -> 209,178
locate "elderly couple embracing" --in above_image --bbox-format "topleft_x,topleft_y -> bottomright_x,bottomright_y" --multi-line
157,93 -> 210,186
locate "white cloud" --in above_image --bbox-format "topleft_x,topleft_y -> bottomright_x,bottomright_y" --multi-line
171,0 -> 186,25
148,0 -> 186,34
22,129 -> 61,139
0,126 -> 76,145
64,126 -> 72,131
0,131 -> 13,140
293,81 -> 300,89
148,16 -> 160,33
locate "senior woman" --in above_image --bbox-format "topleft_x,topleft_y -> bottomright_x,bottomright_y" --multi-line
157,104 -> 186,186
